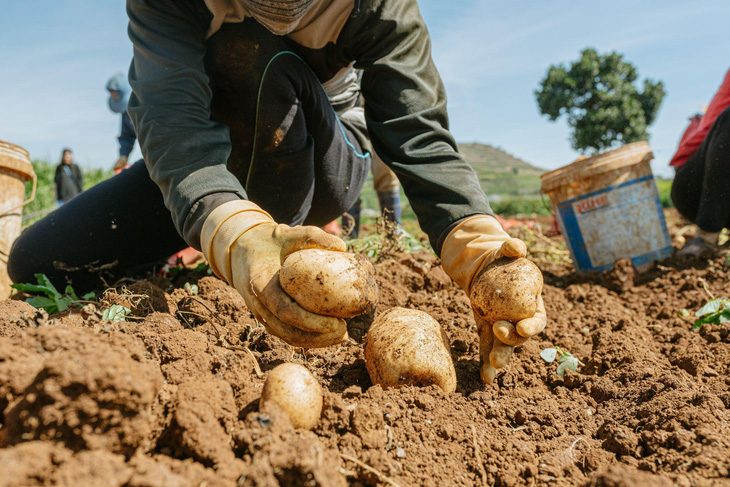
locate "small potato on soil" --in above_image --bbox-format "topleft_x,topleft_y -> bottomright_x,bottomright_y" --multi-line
470,257 -> 543,325
364,307 -> 457,394
259,363 -> 323,430
279,249 -> 378,318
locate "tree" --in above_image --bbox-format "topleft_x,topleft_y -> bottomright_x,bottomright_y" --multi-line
535,48 -> 665,154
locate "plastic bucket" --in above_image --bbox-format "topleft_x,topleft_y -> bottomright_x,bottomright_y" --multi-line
0,140 -> 36,297
541,141 -> 671,273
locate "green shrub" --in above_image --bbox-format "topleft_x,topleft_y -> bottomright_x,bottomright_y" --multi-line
491,197 -> 551,217
22,160 -> 113,225
655,178 -> 673,208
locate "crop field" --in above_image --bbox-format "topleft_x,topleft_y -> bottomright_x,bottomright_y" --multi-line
0,209 -> 728,486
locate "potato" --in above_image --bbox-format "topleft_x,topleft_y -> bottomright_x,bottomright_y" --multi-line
469,257 -> 542,324
280,249 -> 378,318
259,363 -> 323,430
364,307 -> 457,394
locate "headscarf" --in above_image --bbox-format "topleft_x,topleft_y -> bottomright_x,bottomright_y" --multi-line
241,0 -> 317,35
106,73 -> 132,114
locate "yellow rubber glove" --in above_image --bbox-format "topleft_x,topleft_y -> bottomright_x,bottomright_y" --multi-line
201,200 -> 349,348
441,215 -> 547,383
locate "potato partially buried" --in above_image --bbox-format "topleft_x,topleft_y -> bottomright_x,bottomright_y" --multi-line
364,307 -> 457,394
259,363 -> 323,430
280,249 -> 378,318
470,257 -> 542,324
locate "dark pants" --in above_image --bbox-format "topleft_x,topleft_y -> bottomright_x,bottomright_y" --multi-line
671,106 -> 730,233
8,21 -> 369,291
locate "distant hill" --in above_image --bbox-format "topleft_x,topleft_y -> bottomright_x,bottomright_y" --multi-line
457,143 -> 545,198
457,143 -> 545,175
358,142 -> 548,219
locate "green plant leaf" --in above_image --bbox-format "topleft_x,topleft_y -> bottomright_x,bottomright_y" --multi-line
26,295 -> 59,313
10,282 -> 57,297
677,309 -> 690,317
540,348 -> 558,363
34,274 -> 59,295
102,305 -> 131,322
64,285 -> 80,302
54,295 -> 72,313
82,292 -> 96,300
693,310 -> 723,330
719,311 -> 730,324
695,299 -> 728,317
557,356 -> 580,377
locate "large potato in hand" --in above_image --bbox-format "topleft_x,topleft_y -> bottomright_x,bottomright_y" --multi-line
470,257 -> 542,324
260,363 -> 323,430
280,249 -> 378,318
364,308 -> 457,394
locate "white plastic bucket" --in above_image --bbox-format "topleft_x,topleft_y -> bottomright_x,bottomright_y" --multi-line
541,142 -> 672,273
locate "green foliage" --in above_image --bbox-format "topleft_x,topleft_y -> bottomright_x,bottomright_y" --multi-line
102,304 -> 131,322
655,178 -> 674,208
184,282 -> 199,295
535,48 -> 666,153
540,346 -> 584,377
693,298 -> 730,330
491,198 -> 550,217
347,221 -> 427,260
11,274 -> 94,314
22,159 -> 113,224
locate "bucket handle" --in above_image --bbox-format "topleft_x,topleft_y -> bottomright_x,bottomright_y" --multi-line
0,172 -> 37,219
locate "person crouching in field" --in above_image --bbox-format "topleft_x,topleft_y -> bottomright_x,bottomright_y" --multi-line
670,67 -> 730,258
8,0 -> 547,383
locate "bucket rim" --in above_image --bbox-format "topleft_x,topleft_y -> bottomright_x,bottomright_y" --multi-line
540,141 -> 653,194
0,140 -> 34,181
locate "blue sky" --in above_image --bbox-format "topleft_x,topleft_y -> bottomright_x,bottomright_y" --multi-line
0,1 -> 727,177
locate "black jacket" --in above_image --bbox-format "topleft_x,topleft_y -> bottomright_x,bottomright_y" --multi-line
54,164 -> 83,202
127,0 -> 493,253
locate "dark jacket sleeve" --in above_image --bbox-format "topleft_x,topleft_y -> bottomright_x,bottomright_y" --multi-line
344,0 -> 493,255
126,0 -> 246,246
119,112 -> 137,157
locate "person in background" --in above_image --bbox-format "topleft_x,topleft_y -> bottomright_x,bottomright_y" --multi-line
54,148 -> 83,206
670,67 -> 730,258
106,73 -> 136,174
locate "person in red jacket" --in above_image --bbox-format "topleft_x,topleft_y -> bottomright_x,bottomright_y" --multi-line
670,68 -> 730,257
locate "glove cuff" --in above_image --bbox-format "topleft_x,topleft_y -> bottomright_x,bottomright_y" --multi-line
201,200 -> 274,282
440,215 -> 511,294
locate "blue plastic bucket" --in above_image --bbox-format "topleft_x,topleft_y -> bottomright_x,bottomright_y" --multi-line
541,142 -> 672,273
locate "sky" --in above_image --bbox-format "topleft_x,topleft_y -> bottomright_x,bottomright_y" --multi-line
0,1 -> 727,178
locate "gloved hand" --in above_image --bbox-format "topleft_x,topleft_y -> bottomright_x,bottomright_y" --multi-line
441,215 -> 547,383
201,200 -> 349,348
114,155 -> 128,171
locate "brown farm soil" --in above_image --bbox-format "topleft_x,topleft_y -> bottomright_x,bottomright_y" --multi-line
1,212 -> 730,486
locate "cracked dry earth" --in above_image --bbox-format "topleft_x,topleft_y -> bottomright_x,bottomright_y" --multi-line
0,227 -> 729,486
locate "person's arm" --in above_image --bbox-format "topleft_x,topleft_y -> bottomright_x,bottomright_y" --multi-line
127,0 -> 245,248
343,0 -> 545,383
345,0 -> 492,255
118,112 -> 137,158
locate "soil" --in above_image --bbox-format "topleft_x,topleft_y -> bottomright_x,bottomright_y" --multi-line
1,212 -> 729,486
